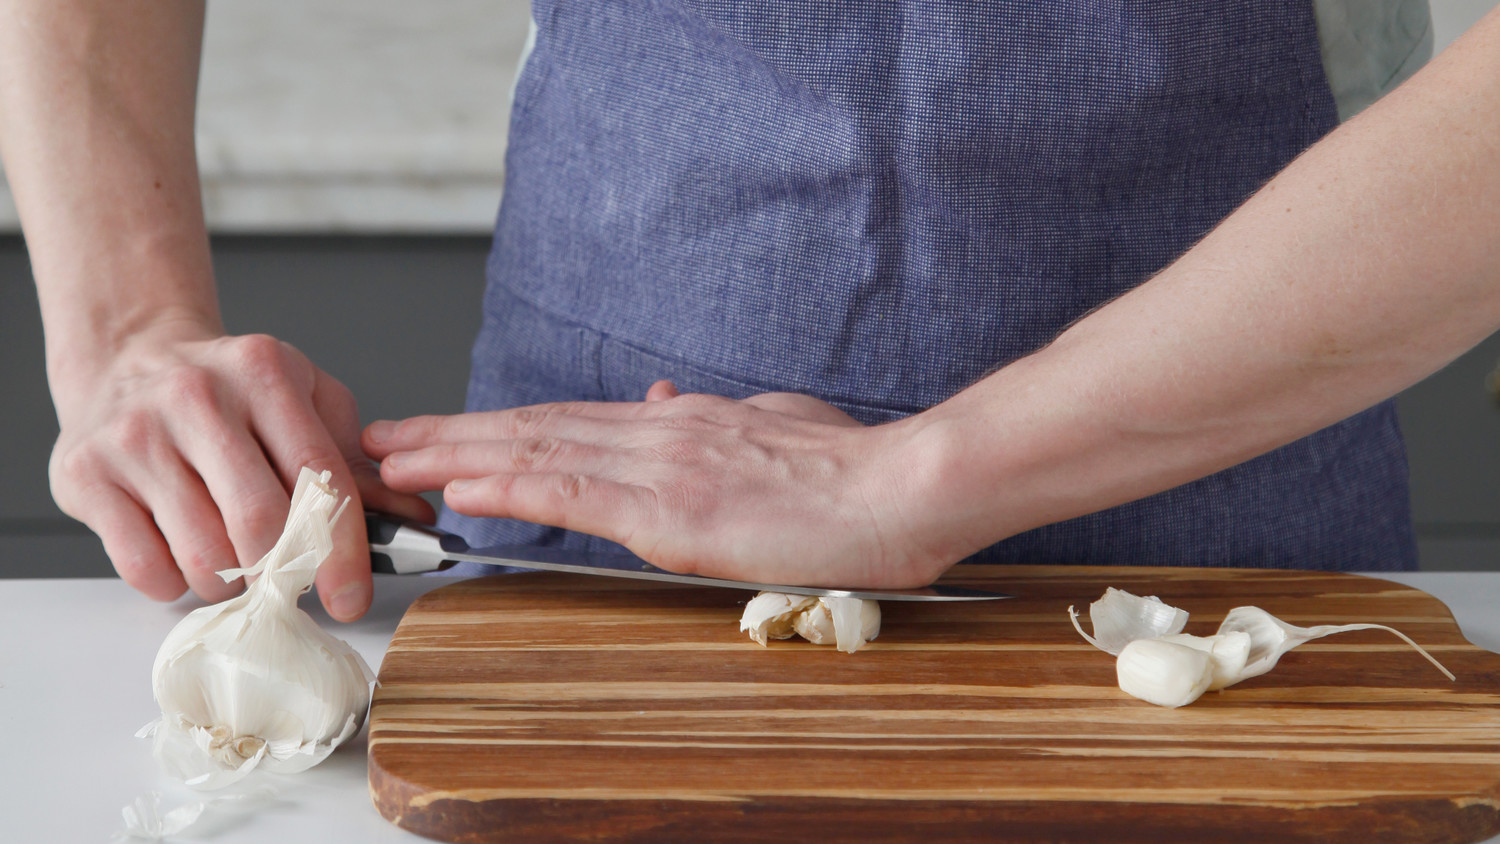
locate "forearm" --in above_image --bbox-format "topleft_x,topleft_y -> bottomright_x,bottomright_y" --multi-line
0,0 -> 218,406
916,8 -> 1500,555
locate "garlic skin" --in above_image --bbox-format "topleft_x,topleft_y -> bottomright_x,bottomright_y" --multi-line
1116,638 -> 1215,708
740,592 -> 880,653
144,468 -> 373,790
1067,587 -> 1189,655
1070,588 -> 1456,709
1216,605 -> 1455,682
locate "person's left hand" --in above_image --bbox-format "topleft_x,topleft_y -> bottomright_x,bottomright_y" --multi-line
363,381 -> 954,588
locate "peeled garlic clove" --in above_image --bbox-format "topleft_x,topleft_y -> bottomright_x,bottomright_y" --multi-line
1069,587 -> 1189,655
740,592 -> 817,645
147,468 -> 374,790
1116,638 -> 1215,708
1216,606 -> 1455,682
1156,631 -> 1252,691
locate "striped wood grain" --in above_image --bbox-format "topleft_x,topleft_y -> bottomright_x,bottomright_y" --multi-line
369,566 -> 1500,843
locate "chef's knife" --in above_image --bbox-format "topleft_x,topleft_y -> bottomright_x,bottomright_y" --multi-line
366,512 -> 1007,602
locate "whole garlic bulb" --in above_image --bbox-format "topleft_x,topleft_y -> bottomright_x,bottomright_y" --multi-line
142,468 -> 374,790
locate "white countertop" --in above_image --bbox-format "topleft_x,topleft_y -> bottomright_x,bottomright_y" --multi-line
0,571 -> 1496,842
0,0 -> 531,234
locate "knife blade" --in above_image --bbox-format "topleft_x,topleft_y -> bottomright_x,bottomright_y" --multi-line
366,512 -> 1008,602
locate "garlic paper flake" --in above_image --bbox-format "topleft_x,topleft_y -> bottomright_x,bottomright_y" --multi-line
1067,587 -> 1187,655
143,468 -> 373,790
740,592 -> 881,653
1070,588 -> 1454,708
113,787 -> 276,841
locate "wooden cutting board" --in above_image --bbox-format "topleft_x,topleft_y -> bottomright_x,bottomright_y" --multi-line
368,566 -> 1500,843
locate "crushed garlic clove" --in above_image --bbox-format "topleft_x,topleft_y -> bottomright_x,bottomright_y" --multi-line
791,601 -> 836,645
740,592 -> 818,645
740,592 -> 881,653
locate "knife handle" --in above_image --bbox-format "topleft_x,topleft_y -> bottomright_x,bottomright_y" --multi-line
366,511 -> 456,574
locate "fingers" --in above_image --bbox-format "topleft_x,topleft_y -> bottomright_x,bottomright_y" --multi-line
443,473 -> 658,550
363,402 -> 663,458
645,380 -> 680,401
312,370 -> 435,524
172,419 -> 292,576
52,401 -> 243,603
69,484 -> 187,602
130,459 -> 244,603
249,372 -> 373,621
381,438 -> 623,493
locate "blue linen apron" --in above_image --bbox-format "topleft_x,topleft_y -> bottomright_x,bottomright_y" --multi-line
440,0 -> 1417,573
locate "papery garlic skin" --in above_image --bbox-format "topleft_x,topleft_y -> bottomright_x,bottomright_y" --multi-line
824,596 -> 881,654
1069,587 -> 1188,656
1216,605 -> 1455,682
740,592 -> 880,653
146,468 -> 373,790
1116,639 -> 1214,708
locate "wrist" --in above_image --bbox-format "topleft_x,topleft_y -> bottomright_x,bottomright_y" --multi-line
866,392 -> 1039,581
882,354 -> 1097,568
46,303 -> 223,417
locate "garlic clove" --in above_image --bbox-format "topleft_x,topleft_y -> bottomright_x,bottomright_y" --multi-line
791,601 -> 835,645
1155,631 -> 1252,691
1116,638 -> 1215,708
1068,587 -> 1189,655
740,592 -> 817,645
1216,606 -> 1455,682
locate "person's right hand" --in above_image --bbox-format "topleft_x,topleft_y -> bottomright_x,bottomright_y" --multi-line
47,321 -> 433,620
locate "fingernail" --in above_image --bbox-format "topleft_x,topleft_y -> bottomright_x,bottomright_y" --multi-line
329,581 -> 370,621
449,479 -> 472,493
367,420 -> 396,443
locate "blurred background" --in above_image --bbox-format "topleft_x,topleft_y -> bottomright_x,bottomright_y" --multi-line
2,0 -> 1498,577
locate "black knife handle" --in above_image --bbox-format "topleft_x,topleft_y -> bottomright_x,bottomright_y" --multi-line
366,511 -> 402,546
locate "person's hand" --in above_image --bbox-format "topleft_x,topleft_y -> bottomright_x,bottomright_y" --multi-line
48,321 -> 433,619
365,380 -> 958,588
